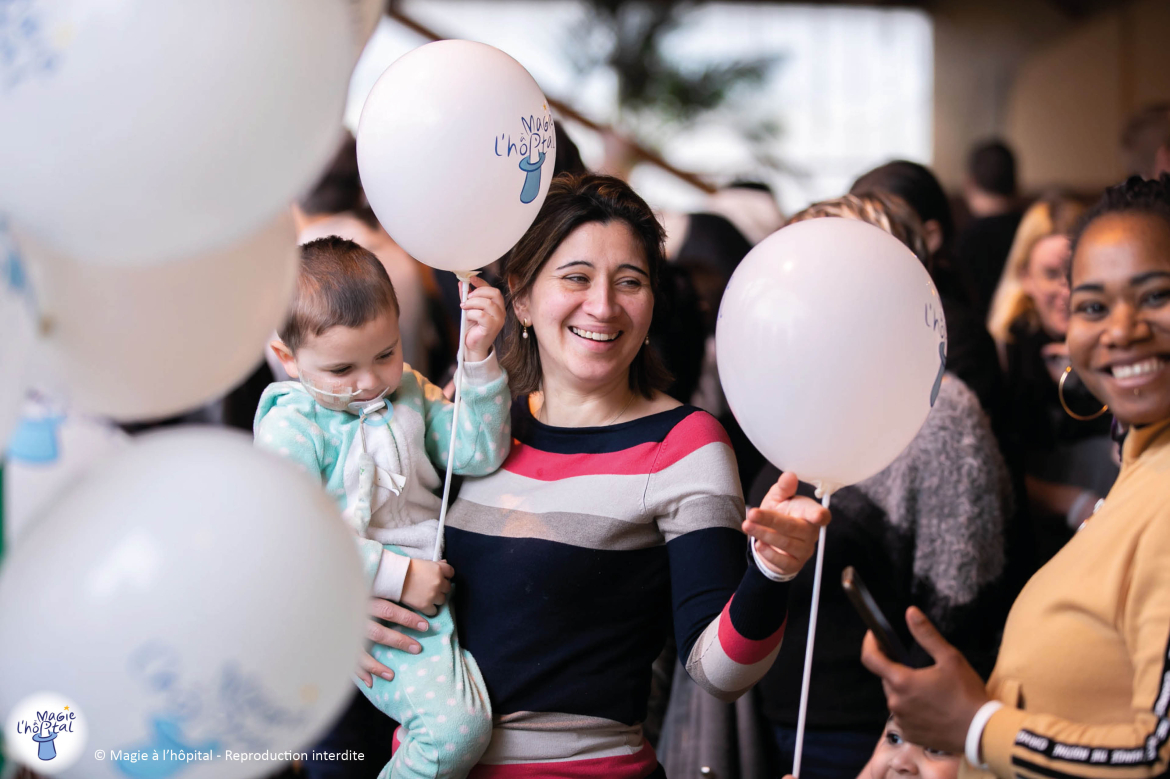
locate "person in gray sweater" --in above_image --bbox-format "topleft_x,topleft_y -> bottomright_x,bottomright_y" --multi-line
657,194 -> 1014,779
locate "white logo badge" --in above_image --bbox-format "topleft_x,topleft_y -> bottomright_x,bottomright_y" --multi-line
5,692 -> 88,773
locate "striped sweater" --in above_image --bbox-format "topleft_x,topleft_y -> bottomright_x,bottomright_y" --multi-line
444,400 -> 791,777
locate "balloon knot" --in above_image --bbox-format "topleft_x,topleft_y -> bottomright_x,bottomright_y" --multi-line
454,270 -> 481,283
812,480 -> 841,504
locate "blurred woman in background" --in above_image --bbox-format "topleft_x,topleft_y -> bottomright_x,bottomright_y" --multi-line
986,195 -> 1116,565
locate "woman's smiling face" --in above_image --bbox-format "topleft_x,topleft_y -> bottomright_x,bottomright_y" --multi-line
513,220 -> 654,394
1066,211 -> 1170,426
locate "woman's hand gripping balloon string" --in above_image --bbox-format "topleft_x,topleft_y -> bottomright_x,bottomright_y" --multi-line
743,472 -> 831,577
860,606 -> 991,755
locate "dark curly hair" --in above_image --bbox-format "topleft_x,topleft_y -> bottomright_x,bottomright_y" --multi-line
1070,174 -> 1170,276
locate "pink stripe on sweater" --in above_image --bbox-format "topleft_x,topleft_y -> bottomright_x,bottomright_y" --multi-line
716,599 -> 786,665
502,411 -> 732,481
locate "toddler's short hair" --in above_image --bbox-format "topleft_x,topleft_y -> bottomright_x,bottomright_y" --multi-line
279,237 -> 399,352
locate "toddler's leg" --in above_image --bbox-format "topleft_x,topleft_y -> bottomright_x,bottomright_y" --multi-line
361,598 -> 491,779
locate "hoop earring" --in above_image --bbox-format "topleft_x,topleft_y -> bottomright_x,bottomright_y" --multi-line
1059,366 -> 1108,421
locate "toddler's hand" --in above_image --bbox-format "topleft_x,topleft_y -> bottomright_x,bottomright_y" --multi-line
401,559 -> 454,616
461,277 -> 506,362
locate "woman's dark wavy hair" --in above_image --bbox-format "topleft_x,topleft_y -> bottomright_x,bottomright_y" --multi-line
1069,174 -> 1170,278
501,173 -> 672,399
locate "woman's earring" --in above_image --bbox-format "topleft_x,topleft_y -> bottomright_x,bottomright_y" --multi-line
1059,366 -> 1108,421
644,336 -> 650,345
522,320 -> 530,340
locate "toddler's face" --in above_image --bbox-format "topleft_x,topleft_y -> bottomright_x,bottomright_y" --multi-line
867,720 -> 959,779
285,308 -> 405,411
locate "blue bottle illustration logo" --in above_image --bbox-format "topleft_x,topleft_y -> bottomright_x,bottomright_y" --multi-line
493,108 -> 555,204
31,717 -> 60,760
115,717 -> 219,778
518,152 -> 546,204
7,411 -> 66,463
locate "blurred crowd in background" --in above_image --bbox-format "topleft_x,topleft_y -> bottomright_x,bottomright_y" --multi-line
124,92 -> 1169,779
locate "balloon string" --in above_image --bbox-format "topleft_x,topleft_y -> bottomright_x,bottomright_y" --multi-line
431,273 -> 475,562
792,492 -> 831,779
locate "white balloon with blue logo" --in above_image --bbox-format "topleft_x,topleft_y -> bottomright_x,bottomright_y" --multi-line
357,39 -> 554,274
0,0 -> 352,266
0,429 -> 368,779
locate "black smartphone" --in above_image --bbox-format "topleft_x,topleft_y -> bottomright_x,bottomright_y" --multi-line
841,566 -> 913,666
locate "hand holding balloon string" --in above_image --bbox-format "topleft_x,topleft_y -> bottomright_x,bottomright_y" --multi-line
743,472 -> 831,577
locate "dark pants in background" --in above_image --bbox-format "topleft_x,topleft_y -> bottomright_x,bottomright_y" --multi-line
768,725 -> 881,779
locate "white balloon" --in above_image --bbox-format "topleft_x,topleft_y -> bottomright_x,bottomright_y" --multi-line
358,40 -> 555,272
716,218 -> 947,492
19,212 -> 299,421
3,395 -> 130,548
0,428 -> 368,779
0,0 -> 351,266
0,222 -> 36,448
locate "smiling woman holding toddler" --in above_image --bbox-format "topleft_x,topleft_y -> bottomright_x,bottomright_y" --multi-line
359,174 -> 831,778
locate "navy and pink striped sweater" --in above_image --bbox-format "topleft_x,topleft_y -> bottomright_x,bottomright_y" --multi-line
444,400 -> 791,777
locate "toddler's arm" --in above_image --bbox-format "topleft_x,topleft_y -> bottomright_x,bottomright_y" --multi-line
418,355 -> 512,477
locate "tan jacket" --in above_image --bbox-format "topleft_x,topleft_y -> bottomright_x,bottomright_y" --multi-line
963,417 -> 1170,779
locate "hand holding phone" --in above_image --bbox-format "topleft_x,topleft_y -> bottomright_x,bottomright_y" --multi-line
841,566 -> 913,666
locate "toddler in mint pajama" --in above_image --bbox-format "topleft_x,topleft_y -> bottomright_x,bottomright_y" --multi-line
254,237 -> 509,779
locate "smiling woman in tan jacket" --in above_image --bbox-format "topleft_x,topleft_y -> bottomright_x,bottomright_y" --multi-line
861,174 -> 1170,779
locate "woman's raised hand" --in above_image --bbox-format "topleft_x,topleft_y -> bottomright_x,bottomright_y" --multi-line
860,606 -> 989,755
356,597 -> 430,688
742,472 -> 830,578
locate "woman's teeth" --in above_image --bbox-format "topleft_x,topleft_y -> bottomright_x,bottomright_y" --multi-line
570,327 -> 620,342
1111,357 -> 1165,379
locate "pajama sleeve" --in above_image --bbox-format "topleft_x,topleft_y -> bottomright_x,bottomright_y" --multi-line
649,410 -> 792,703
419,353 -> 511,477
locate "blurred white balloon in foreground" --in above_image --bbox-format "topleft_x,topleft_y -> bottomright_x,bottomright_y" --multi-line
0,428 -> 368,779
3,395 -> 129,548
0,223 -> 36,449
19,212 -> 299,422
716,218 -> 947,492
0,0 -> 351,265
358,40 -> 554,273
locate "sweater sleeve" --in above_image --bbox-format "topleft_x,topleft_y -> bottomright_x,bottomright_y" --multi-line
420,353 -> 512,476
981,511 -> 1170,779
857,376 -> 1010,674
651,410 -> 792,703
